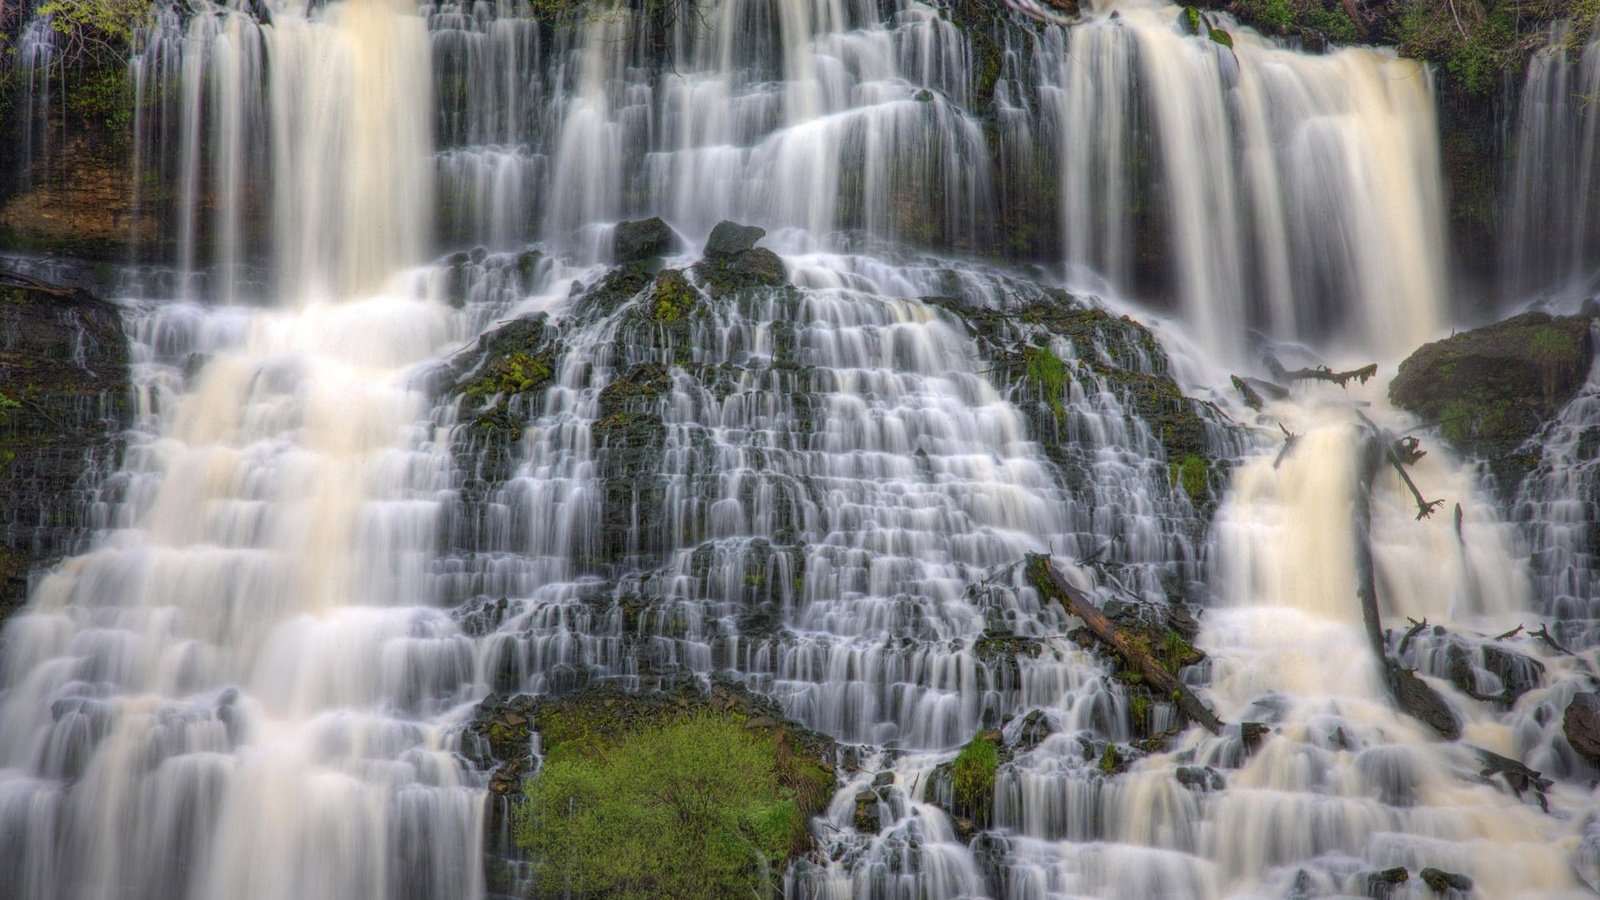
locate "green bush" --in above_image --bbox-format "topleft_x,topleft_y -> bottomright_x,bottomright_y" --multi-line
950,731 -> 1000,814
515,712 -> 808,899
36,0 -> 150,64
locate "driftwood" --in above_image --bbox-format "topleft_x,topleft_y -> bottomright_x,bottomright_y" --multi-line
1397,617 -> 1430,657
1474,745 -> 1552,811
1025,553 -> 1224,735
1357,410 -> 1444,519
0,268 -> 76,298
1354,432 -> 1462,739
1265,354 -> 1379,389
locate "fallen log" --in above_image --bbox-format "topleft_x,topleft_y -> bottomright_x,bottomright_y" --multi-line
0,268 -> 77,298
1355,430 -> 1461,739
1265,354 -> 1378,388
1025,553 -> 1224,735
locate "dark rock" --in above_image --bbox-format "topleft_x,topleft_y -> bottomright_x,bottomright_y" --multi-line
853,790 -> 882,834
1175,765 -> 1225,792
1481,644 -> 1544,705
0,278 -> 129,622
1419,867 -> 1473,892
693,247 -> 786,299
703,220 -> 766,257
1565,692 -> 1600,766
1386,663 -> 1461,740
1390,311 -> 1594,492
1364,866 -> 1409,898
613,216 -> 677,263
1240,721 -> 1270,753
1011,708 -> 1056,753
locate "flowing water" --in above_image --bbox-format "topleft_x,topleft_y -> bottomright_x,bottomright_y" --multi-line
1,0 -> 1597,898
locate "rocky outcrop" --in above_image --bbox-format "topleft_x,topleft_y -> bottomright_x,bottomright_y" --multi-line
1390,311 -> 1594,491
0,274 -> 128,621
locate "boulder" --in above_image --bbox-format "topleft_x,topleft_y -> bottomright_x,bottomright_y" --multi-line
1565,691 -> 1600,766
1390,311 -> 1593,491
613,216 -> 677,263
703,220 -> 766,257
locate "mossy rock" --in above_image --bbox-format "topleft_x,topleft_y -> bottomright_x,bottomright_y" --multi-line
614,216 -> 677,264
929,729 -> 1008,837
693,248 -> 786,299
505,679 -> 836,896
1390,311 -> 1593,491
646,268 -> 699,323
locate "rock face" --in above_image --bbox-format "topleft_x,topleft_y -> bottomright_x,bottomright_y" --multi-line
0,278 -> 129,621
1566,692 -> 1600,766
1390,311 -> 1594,491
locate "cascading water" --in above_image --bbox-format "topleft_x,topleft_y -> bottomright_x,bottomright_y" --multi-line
1501,17 -> 1600,302
1,0 -> 1597,898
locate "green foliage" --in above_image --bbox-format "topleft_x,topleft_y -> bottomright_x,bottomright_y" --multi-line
0,392 -> 20,413
1174,454 -> 1208,504
515,713 -> 805,899
1098,742 -> 1124,775
1395,0 -> 1520,94
1022,345 -> 1069,418
67,66 -> 132,138
950,732 -> 1000,813
36,0 -> 150,64
1229,0 -> 1358,41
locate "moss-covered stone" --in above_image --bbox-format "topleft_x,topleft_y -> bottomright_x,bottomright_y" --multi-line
1390,311 -> 1593,491
480,678 -> 835,898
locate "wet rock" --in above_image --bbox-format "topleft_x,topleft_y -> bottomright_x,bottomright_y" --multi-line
1175,765 -> 1225,792
1010,708 -> 1057,753
693,247 -> 786,298
0,277 -> 129,621
1364,866 -> 1409,898
1418,867 -> 1472,893
703,220 -> 766,257
1240,721 -> 1270,754
853,789 -> 883,834
1386,662 -> 1462,740
1564,691 -> 1600,766
1390,311 -> 1594,492
1481,644 -> 1544,705
613,216 -> 676,263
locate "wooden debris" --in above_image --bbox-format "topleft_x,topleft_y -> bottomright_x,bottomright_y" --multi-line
1025,554 -> 1224,735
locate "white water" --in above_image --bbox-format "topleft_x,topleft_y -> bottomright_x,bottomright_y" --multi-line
2,0 -> 1597,898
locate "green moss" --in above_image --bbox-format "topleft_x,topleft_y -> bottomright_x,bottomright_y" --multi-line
648,269 -> 697,323
950,731 -> 1001,814
516,712 -> 807,899
1173,454 -> 1208,504
464,350 -> 553,399
1228,0 -> 1357,42
1022,345 -> 1069,418
1098,742 -> 1125,775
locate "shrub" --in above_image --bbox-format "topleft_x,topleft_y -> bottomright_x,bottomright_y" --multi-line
515,712 -> 809,899
36,0 -> 150,64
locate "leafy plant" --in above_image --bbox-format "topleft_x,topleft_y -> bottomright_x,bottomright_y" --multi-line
35,0 -> 150,64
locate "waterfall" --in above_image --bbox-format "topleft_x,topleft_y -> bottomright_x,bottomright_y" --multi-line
1,0 -> 1596,897
1502,17 -> 1600,302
